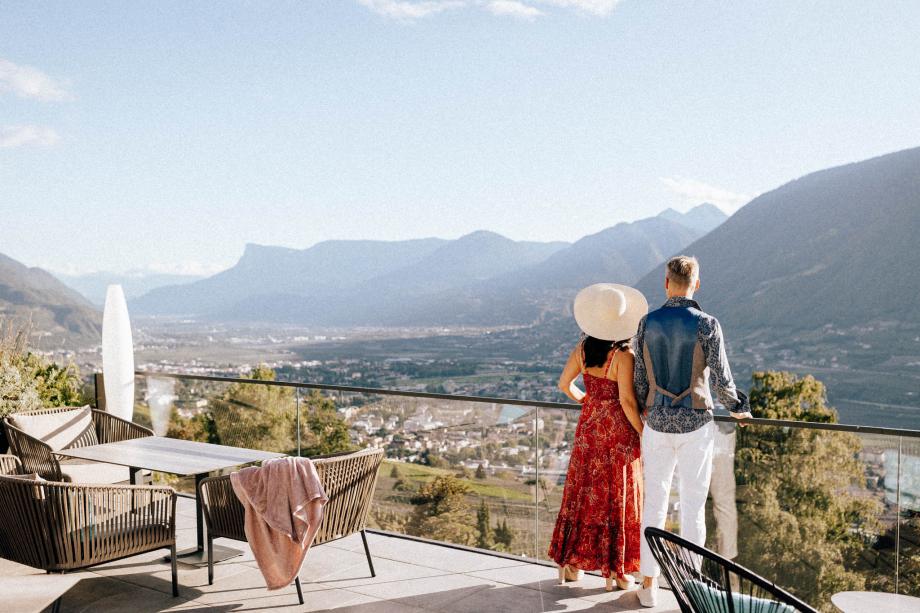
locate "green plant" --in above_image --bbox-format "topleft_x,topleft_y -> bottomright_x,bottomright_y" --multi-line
0,321 -> 85,420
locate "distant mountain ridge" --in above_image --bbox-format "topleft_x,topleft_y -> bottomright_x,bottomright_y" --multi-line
636,147 -> 920,334
132,204 -> 726,325
0,253 -> 101,346
56,270 -> 204,306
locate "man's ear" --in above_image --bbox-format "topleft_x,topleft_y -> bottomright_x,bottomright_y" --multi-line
695,278 -> 701,291
664,277 -> 670,291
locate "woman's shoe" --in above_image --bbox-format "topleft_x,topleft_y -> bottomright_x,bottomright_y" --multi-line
605,576 -> 614,592
564,565 -> 583,582
557,566 -> 566,585
616,574 -> 636,590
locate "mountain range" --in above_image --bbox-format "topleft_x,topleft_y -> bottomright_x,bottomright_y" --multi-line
635,147 -> 920,335
54,271 -> 204,306
0,254 -> 101,346
131,204 -> 726,325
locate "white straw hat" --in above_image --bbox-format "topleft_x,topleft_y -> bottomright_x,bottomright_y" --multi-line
573,283 -> 649,341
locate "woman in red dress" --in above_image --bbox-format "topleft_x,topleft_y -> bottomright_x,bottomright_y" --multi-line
548,283 -> 646,592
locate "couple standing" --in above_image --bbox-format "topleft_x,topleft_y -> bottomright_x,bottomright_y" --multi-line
548,256 -> 752,607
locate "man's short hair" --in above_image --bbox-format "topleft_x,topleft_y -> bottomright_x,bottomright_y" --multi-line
666,255 -> 700,287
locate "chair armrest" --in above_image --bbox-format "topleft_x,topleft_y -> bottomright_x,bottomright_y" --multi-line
3,422 -> 63,480
92,409 -> 154,444
0,454 -> 23,475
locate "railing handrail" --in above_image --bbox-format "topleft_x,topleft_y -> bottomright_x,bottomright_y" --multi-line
133,370 -> 920,439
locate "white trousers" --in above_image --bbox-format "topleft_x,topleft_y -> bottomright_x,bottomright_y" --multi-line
640,422 -> 715,578
710,427 -> 738,559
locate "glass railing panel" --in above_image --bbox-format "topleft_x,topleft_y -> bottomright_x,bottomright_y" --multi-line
723,425 -> 905,610
127,371 -> 919,605
327,389 -> 541,559
533,405 -> 580,564
897,435 -> 920,596
134,374 -> 299,493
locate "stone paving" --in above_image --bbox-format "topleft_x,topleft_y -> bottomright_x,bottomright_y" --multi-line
2,497 -> 679,612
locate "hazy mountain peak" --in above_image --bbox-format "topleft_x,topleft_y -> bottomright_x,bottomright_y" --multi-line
688,202 -> 724,215
455,230 -> 512,244
657,207 -> 682,219
657,203 -> 728,233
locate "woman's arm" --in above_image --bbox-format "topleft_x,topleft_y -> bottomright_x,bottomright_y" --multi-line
615,350 -> 644,435
558,346 -> 586,403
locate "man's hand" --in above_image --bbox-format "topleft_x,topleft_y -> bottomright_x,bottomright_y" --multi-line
730,411 -> 753,428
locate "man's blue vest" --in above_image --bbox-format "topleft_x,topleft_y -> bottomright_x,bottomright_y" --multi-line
642,301 -> 714,411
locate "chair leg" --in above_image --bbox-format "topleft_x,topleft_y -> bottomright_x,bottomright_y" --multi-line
360,530 -> 376,578
170,543 -> 179,597
295,576 -> 304,605
208,536 -> 214,585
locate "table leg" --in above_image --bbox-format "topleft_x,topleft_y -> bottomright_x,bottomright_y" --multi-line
129,467 -> 141,485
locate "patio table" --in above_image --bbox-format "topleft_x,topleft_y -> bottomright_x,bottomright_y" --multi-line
831,591 -> 920,613
55,436 -> 284,565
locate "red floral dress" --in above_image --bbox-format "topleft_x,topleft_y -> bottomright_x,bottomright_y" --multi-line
548,352 -> 643,578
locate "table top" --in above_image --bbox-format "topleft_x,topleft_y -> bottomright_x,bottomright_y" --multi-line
831,591 -> 920,613
0,574 -> 81,612
55,436 -> 285,476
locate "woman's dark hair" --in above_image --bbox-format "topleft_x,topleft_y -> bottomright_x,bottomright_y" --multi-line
582,335 -> 630,368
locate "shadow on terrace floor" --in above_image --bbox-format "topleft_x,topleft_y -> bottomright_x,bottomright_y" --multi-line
2,497 -> 678,613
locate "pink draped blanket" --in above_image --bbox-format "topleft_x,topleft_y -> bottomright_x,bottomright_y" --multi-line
230,456 -> 328,589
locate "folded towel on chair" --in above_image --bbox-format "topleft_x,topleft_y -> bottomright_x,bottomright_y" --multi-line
230,456 -> 328,589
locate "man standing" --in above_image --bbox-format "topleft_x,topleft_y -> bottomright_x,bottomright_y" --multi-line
634,255 -> 751,607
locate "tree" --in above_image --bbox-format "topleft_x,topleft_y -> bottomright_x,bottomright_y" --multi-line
419,450 -> 447,468
210,365 -> 296,453
493,518 -> 514,551
476,500 -> 493,549
207,367 -> 353,457
864,512 -> 920,596
298,390 -> 353,456
735,371 -> 881,610
390,464 -> 400,479
167,410 -> 218,444
407,475 -> 478,546
475,463 -> 487,479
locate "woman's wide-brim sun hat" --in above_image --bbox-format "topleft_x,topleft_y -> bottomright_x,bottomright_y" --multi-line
573,283 -> 649,341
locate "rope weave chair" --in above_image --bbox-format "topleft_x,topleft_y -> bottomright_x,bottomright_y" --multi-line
0,474 -> 179,596
0,453 -> 23,476
199,448 -> 385,604
644,527 -> 819,613
3,407 -> 154,481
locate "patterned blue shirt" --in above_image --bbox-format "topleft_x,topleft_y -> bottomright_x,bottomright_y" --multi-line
634,296 -> 750,433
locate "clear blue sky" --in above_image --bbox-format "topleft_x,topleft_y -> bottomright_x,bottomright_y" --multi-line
2,0 -> 919,275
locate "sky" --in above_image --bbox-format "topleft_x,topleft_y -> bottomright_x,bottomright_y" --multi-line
2,0 -> 920,276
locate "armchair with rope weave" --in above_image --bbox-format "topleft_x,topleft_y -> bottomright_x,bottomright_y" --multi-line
198,447 -> 384,605
3,406 -> 154,483
0,453 -> 179,597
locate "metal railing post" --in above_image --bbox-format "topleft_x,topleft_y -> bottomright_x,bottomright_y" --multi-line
94,372 -> 106,411
896,435 -> 902,594
534,406 -> 540,559
296,387 -> 302,458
